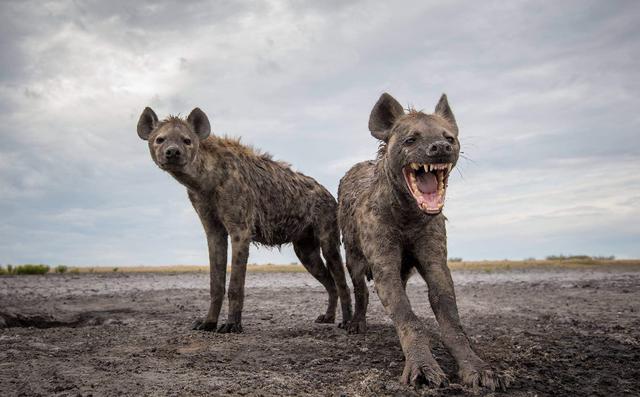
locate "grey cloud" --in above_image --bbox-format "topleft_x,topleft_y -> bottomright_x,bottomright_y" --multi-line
1,0 -> 639,265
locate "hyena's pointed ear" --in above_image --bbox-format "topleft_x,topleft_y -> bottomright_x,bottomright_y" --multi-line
435,94 -> 457,128
187,107 -> 211,140
137,107 -> 159,140
368,93 -> 405,142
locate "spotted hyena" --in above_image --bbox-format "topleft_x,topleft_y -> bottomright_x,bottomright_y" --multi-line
338,93 -> 510,390
136,107 -> 352,333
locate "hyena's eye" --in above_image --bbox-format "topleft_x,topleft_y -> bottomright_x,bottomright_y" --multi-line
183,138 -> 192,145
155,137 -> 165,144
404,137 -> 416,145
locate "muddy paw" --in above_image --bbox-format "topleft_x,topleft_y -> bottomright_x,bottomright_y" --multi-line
342,319 -> 367,334
314,314 -> 335,324
216,322 -> 243,333
459,364 -> 512,392
191,319 -> 217,332
401,358 -> 448,388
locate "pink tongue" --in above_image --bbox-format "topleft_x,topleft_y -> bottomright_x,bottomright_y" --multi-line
416,173 -> 437,193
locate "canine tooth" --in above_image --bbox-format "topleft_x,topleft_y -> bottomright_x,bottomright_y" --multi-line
410,163 -> 420,170
447,164 -> 452,172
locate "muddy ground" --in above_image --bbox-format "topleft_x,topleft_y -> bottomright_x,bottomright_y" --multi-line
1,266 -> 639,396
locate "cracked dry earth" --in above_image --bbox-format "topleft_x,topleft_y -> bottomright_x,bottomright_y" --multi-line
1,266 -> 639,396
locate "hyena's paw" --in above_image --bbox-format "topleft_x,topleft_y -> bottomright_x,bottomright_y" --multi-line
401,357 -> 448,388
340,318 -> 367,334
216,322 -> 243,333
314,314 -> 335,324
191,319 -> 217,332
338,306 -> 353,328
458,363 -> 512,392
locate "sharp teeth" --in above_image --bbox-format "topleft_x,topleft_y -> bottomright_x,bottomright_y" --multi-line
429,164 -> 434,172
447,164 -> 452,172
409,172 -> 418,194
410,163 -> 420,170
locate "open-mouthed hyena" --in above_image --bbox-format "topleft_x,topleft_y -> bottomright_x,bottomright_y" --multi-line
338,93 -> 510,390
136,107 -> 352,333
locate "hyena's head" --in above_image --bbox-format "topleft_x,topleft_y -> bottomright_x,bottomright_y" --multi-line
136,107 -> 211,172
369,93 -> 460,215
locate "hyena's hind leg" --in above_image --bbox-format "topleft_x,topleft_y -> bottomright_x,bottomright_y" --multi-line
343,249 -> 368,334
293,230 -> 339,324
317,225 -> 353,327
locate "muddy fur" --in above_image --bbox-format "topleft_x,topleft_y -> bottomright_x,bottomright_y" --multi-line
338,93 -> 511,390
137,107 -> 352,333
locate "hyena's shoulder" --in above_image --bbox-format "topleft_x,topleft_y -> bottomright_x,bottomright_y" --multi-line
338,160 -> 377,200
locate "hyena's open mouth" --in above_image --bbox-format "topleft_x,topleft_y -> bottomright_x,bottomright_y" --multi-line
402,163 -> 452,214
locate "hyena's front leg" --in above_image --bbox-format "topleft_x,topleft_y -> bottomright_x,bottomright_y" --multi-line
192,228 -> 228,332
367,247 -> 448,387
415,216 -> 511,391
217,229 -> 251,333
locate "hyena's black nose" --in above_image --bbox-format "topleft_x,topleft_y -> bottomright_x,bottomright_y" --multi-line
165,146 -> 181,159
428,141 -> 453,156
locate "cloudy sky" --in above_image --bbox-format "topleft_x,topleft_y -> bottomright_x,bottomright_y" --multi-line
1,0 -> 639,266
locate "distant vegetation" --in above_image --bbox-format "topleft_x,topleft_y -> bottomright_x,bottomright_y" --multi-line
545,254 -> 615,261
0,256 -> 632,276
0,264 -> 50,275
55,265 -> 68,274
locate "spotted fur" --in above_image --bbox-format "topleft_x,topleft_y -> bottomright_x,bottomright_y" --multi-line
338,93 -> 510,390
137,107 -> 352,333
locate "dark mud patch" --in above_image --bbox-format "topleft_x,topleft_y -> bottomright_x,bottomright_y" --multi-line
0,308 -> 134,329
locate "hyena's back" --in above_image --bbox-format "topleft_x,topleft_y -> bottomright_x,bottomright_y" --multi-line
203,138 -> 338,246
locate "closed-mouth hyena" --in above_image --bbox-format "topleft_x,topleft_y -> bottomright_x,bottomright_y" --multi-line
137,107 -> 352,333
338,93 -> 510,390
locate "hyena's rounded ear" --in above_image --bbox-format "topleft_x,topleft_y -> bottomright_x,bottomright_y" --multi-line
368,93 -> 405,142
435,93 -> 457,129
187,108 -> 211,140
137,107 -> 159,140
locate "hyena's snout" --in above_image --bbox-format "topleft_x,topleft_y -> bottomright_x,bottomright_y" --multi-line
164,145 -> 182,161
427,140 -> 453,157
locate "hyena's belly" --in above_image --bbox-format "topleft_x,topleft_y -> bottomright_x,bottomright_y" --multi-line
252,215 -> 310,246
